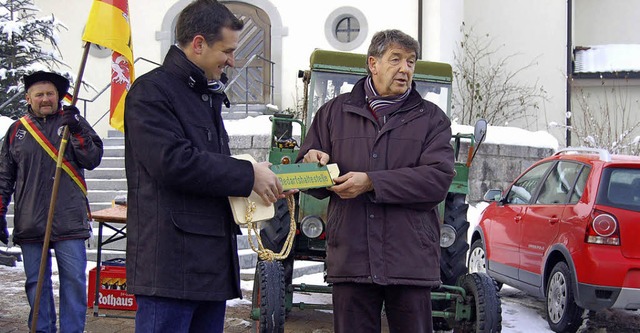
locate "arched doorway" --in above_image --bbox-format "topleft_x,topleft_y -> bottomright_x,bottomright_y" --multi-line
158,0 -> 284,115
224,2 -> 272,111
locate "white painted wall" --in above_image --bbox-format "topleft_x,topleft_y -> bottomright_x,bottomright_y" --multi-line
574,0 -> 640,45
571,0 -> 640,148
35,0 -> 425,136
31,0 -> 636,147
462,0 -> 568,143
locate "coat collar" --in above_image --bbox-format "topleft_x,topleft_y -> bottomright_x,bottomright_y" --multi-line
345,77 -> 425,122
163,45 -> 223,95
347,77 -> 423,109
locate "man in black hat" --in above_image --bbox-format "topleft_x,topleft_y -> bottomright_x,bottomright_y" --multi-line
0,71 -> 103,332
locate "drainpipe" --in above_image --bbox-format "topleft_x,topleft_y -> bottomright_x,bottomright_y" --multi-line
566,0 -> 572,147
418,0 -> 423,59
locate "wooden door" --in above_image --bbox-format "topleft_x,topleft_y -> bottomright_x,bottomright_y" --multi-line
224,2 -> 272,106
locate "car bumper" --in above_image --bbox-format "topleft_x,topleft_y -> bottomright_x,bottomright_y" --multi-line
577,283 -> 640,311
573,248 -> 640,310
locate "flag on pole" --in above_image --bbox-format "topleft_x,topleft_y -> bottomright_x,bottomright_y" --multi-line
82,0 -> 134,132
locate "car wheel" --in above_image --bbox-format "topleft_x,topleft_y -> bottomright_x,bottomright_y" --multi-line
440,192 -> 470,286
468,239 -> 502,290
546,261 -> 585,333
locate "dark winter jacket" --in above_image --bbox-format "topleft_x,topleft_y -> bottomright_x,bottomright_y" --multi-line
298,77 -> 455,287
0,111 -> 103,244
124,45 -> 255,301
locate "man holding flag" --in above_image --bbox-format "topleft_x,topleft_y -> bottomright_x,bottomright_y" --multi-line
0,71 -> 103,333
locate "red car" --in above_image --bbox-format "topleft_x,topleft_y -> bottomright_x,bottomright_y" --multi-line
469,147 -> 640,333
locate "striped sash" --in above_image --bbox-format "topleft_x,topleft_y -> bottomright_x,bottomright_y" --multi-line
19,116 -> 88,196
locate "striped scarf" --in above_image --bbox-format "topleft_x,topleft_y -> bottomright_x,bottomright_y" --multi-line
364,76 -> 411,125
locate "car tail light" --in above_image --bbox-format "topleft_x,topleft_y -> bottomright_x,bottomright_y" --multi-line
585,211 -> 620,245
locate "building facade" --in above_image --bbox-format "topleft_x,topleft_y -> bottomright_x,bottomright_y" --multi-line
33,0 -> 639,148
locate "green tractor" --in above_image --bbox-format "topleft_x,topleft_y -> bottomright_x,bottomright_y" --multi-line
250,49 -> 499,332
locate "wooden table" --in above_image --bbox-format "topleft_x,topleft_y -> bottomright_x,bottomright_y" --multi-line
90,205 -> 133,318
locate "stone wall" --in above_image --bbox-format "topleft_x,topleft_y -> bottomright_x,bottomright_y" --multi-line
229,135 -> 556,204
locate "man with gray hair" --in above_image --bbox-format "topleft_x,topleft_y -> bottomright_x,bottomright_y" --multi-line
298,29 -> 455,332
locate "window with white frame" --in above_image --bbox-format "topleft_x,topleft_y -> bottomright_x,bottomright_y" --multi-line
325,7 -> 368,51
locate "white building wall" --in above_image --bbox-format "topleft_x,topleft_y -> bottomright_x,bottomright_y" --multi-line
571,0 -> 640,149
574,0 -> 640,45
34,0 -> 429,136
274,0 -> 420,110
34,0 -> 618,148
462,0 -> 568,143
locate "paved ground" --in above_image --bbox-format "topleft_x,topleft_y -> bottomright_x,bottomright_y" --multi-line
0,256 -> 347,333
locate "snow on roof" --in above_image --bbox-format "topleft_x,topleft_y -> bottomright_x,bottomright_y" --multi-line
574,44 -> 640,73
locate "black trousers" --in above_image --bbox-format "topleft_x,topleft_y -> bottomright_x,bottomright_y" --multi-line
332,282 -> 433,333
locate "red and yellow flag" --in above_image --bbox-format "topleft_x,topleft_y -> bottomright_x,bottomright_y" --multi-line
81,0 -> 134,133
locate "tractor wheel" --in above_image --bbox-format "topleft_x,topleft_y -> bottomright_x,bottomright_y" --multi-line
454,272 -> 502,333
252,260 -> 286,333
441,192 -> 470,286
260,198 -> 294,290
468,239 -> 502,290
546,261 -> 585,333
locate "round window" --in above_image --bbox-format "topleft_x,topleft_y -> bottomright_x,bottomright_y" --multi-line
325,7 -> 368,51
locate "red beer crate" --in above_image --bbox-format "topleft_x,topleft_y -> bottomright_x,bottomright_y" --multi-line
88,263 -> 137,311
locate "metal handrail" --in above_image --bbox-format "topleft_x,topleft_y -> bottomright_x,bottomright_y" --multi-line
0,90 -> 23,111
0,57 -> 162,126
2,54 -> 275,124
224,54 -> 275,114
79,57 -> 161,128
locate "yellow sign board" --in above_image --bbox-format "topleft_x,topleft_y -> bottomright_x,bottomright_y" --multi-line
271,163 -> 339,190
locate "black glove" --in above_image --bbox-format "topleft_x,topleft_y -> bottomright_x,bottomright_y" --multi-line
0,216 -> 8,245
62,105 -> 82,134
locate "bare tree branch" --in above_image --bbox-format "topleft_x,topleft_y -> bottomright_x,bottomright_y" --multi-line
452,23 -> 548,127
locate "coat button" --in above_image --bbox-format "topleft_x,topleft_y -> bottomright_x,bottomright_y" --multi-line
372,153 -> 378,158
369,214 -> 374,218
202,94 -> 209,101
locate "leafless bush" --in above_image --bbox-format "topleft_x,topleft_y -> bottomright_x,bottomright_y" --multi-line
452,23 -> 548,127
569,79 -> 640,155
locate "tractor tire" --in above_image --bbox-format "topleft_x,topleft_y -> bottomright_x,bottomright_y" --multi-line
260,198 -> 294,288
252,260 -> 286,333
440,192 -> 470,286
454,272 -> 502,333
546,261 -> 585,333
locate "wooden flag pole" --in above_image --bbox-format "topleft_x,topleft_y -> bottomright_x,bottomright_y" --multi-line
30,42 -> 92,333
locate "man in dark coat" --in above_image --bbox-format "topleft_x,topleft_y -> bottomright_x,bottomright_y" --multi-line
298,30 -> 455,333
124,0 -> 285,332
0,71 -> 103,332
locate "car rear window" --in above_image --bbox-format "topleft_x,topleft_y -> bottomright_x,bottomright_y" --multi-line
597,167 -> 640,212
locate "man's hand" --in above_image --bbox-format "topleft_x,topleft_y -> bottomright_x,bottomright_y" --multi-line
252,161 -> 286,205
62,105 -> 82,134
0,216 -> 8,245
302,149 -> 330,166
328,172 -> 373,199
